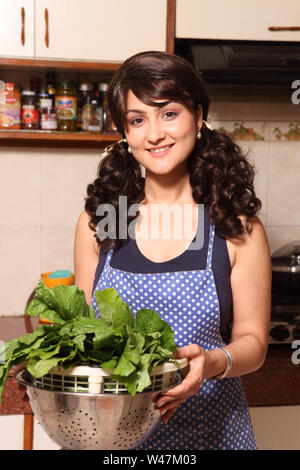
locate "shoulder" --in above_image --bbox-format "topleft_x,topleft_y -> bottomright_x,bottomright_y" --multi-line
226,215 -> 270,269
75,210 -> 100,256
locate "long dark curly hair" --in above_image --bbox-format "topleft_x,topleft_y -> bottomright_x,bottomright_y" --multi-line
85,51 -> 261,253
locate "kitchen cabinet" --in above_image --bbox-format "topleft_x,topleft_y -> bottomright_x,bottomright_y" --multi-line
176,0 -> 300,42
0,1 -> 167,62
0,1 -> 35,58
35,0 -> 167,62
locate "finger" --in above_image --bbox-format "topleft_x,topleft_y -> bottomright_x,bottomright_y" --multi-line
158,382 -> 188,400
154,392 -> 187,409
162,407 -> 177,424
173,344 -> 202,359
151,391 -> 163,403
161,373 -> 202,400
158,398 -> 185,417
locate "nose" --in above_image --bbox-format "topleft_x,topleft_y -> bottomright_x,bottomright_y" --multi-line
147,118 -> 166,145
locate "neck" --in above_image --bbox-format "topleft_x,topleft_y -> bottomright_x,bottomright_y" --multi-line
143,166 -> 194,205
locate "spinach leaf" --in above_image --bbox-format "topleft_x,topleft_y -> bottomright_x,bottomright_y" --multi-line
26,280 -> 94,323
0,283 -> 178,402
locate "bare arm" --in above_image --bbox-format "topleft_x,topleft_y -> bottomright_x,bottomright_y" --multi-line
155,215 -> 272,422
204,215 -> 272,378
74,210 -> 100,305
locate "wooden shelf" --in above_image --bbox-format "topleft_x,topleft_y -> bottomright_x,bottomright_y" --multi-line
0,58 -> 123,148
0,130 -> 121,148
0,57 -> 122,73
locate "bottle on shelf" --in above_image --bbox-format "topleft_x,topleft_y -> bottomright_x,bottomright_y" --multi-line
77,79 -> 93,131
82,92 -> 103,133
39,89 -> 52,110
40,106 -> 57,131
21,90 -> 39,130
38,89 -> 53,130
45,73 -> 56,106
98,82 -> 118,133
0,81 -> 21,130
55,80 -> 77,131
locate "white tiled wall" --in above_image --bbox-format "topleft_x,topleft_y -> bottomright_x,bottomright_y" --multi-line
0,98 -> 299,316
208,98 -> 300,255
0,146 -> 102,315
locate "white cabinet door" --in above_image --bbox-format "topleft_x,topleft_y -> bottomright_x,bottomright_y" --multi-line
0,0 -> 35,58
35,0 -> 167,62
176,0 -> 300,42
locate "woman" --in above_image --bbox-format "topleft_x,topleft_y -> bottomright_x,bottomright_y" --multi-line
74,51 -> 271,450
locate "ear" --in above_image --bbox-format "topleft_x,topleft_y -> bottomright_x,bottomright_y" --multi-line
196,105 -> 203,129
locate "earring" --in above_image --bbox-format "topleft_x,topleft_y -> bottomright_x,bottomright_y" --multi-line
121,137 -> 132,153
196,129 -> 202,140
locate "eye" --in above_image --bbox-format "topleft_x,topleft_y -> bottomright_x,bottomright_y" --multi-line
129,117 -> 144,126
163,111 -> 178,119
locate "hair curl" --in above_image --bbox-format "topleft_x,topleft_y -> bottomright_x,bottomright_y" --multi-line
84,51 -> 261,253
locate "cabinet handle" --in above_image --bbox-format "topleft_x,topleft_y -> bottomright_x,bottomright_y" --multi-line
21,7 -> 25,46
44,8 -> 49,47
269,26 -> 300,31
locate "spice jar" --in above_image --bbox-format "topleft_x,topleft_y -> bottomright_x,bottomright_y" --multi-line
0,81 -> 21,129
39,91 -> 52,112
55,80 -> 77,131
82,95 -> 103,132
98,82 -> 117,133
40,106 -> 57,130
21,90 -> 39,130
77,81 -> 93,131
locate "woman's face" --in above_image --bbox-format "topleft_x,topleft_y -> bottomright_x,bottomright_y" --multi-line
124,90 -> 202,175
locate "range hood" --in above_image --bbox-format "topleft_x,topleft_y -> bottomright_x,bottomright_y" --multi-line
176,39 -> 300,86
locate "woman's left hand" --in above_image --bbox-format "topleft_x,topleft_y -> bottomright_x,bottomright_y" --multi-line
153,344 -> 209,424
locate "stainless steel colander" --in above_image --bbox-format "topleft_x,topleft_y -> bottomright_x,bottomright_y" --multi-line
17,358 -> 187,450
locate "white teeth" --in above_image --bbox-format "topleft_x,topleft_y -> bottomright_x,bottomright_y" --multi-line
150,146 -> 170,153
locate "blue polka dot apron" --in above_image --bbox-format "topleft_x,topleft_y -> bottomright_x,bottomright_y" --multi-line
92,221 -> 257,450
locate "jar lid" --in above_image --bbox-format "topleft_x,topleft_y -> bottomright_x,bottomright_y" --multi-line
98,82 -> 108,91
22,90 -> 35,95
80,83 -> 93,91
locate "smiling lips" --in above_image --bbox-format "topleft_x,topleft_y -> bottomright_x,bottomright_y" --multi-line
147,144 -> 174,157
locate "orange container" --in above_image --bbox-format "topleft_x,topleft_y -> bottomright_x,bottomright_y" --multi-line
41,271 -> 74,288
39,271 -> 74,323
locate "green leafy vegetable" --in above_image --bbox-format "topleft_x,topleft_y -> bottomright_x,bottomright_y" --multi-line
0,281 -> 177,402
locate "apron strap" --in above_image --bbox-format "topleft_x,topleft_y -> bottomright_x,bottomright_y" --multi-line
206,222 -> 215,270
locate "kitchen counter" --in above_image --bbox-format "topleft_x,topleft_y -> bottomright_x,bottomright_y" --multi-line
241,343 -> 300,406
0,316 -> 39,416
0,316 -> 299,414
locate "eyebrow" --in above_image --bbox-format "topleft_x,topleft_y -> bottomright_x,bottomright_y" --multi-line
125,101 -> 172,115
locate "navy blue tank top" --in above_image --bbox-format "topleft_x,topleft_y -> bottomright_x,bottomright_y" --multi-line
92,205 -> 233,343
